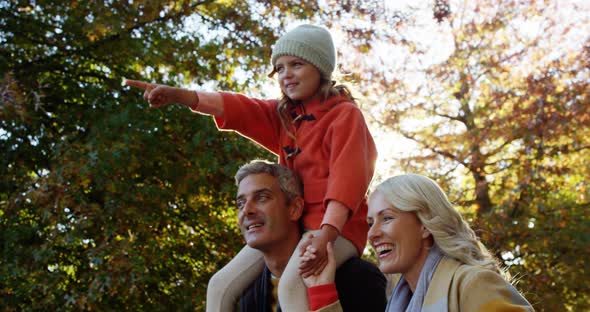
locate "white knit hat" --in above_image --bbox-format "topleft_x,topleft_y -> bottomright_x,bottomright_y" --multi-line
271,24 -> 336,79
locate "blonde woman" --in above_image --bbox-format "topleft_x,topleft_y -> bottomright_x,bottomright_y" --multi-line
302,174 -> 534,312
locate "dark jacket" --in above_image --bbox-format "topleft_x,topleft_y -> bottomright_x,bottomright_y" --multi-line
239,257 -> 387,312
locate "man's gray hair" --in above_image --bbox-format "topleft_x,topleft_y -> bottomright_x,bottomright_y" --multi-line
235,160 -> 303,203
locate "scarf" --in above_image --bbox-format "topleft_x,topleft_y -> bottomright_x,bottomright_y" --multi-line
386,245 -> 444,312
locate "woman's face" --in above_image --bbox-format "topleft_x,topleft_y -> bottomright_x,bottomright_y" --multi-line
367,190 -> 428,276
275,55 -> 322,104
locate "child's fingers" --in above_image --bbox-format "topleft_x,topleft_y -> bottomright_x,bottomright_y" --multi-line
299,255 -> 315,267
300,266 -> 315,278
305,245 -> 318,257
301,250 -> 316,261
301,257 -> 326,278
300,270 -> 313,278
299,257 -> 315,269
299,258 -> 312,270
299,248 -> 317,269
151,94 -> 164,105
125,79 -> 151,90
301,246 -> 317,260
299,258 -> 317,274
148,91 -> 158,102
312,258 -> 328,276
299,236 -> 314,256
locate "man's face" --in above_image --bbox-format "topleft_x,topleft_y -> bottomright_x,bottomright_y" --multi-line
236,173 -> 297,252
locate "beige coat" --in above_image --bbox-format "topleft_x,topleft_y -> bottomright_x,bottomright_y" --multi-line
421,256 -> 533,311
313,256 -> 533,312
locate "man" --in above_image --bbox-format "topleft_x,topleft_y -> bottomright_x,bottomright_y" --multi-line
233,160 -> 387,311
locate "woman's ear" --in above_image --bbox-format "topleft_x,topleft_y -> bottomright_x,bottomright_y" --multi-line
421,225 -> 431,239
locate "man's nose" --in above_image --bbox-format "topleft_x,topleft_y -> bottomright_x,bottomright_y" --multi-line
242,200 -> 256,215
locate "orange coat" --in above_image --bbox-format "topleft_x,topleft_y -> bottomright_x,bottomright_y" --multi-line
214,92 -> 377,254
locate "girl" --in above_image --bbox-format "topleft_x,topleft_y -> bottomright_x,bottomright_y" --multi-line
125,24 -> 377,312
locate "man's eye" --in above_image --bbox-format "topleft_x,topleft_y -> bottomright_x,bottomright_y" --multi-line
383,216 -> 394,222
236,201 -> 245,209
367,222 -> 374,228
276,66 -> 284,73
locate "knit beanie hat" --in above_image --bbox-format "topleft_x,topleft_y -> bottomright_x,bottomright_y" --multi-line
271,24 -> 336,79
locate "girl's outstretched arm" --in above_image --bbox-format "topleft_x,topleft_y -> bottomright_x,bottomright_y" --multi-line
124,78 -> 224,117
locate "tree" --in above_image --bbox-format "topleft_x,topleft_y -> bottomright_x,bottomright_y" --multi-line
0,1 -> 320,310
355,1 -> 589,310
6,0 -> 585,310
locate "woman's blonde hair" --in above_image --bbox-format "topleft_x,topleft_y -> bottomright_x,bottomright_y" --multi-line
277,77 -> 355,140
374,174 -> 502,275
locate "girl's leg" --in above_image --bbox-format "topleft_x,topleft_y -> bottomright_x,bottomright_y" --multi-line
277,231 -> 357,312
206,245 -> 264,312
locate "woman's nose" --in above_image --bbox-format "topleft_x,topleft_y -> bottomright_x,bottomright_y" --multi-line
368,223 -> 380,242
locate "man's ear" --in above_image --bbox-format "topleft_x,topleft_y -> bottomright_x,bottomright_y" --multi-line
289,196 -> 304,221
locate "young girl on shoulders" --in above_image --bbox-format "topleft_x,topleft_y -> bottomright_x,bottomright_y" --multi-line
126,24 -> 377,312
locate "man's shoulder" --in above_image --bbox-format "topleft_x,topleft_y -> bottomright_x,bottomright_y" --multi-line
334,257 -> 387,311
